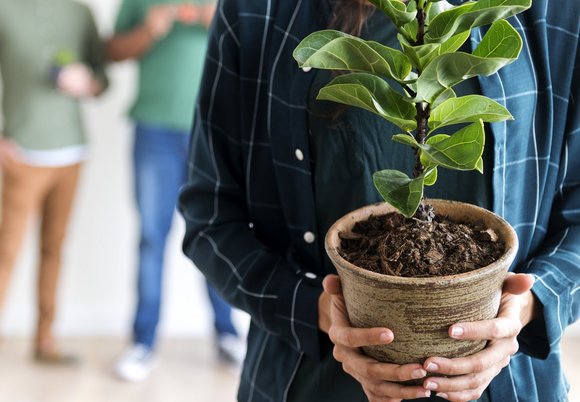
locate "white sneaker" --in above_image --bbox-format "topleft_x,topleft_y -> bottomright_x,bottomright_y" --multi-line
216,333 -> 246,367
114,344 -> 157,382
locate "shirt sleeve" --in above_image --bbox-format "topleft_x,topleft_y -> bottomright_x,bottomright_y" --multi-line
178,0 -> 323,360
516,50 -> 580,359
82,6 -> 109,91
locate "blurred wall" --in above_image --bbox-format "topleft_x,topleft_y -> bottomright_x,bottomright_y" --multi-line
0,0 -> 248,339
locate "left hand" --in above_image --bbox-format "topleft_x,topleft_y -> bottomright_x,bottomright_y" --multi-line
421,273 -> 537,401
57,63 -> 100,98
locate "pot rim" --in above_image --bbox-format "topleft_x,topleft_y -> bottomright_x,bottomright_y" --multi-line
324,199 -> 519,285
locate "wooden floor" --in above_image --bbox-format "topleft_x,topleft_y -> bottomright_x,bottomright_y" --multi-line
0,336 -> 578,402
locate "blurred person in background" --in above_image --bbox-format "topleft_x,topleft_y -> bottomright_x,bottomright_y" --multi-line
106,0 -> 244,382
0,0 -> 108,364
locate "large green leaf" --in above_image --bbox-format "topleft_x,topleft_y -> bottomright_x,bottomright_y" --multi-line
417,19 -> 523,103
420,121 -> 485,171
318,73 -> 417,131
373,170 -> 426,218
429,95 -> 513,130
420,134 -> 449,169
368,0 -> 417,26
438,30 -> 471,54
400,38 -> 441,71
472,19 -> 522,59
293,30 -> 411,81
426,0 -> 531,43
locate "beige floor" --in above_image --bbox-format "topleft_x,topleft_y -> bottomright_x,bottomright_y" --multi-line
0,336 -> 578,402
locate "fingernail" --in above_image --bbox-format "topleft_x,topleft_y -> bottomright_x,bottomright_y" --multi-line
379,332 -> 392,342
426,362 -> 439,372
451,326 -> 464,338
416,391 -> 431,398
412,369 -> 427,379
425,381 -> 438,390
437,393 -> 449,399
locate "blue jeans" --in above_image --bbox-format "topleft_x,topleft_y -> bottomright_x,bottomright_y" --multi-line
132,123 -> 238,349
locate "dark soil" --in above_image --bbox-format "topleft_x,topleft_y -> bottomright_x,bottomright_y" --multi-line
339,212 -> 505,277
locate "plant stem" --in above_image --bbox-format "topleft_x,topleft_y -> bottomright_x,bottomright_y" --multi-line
413,3 -> 434,222
413,102 -> 430,178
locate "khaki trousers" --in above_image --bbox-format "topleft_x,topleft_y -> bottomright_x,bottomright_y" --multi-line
0,159 -> 81,350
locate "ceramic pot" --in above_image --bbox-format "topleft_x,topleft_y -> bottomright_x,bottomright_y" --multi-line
325,199 -> 519,364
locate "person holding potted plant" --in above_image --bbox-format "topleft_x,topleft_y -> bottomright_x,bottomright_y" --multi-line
178,0 -> 579,401
0,0 -> 108,364
106,0 -> 244,382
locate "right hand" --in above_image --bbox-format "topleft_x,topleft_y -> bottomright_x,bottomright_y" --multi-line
322,275 -> 431,402
145,5 -> 178,40
0,138 -> 19,167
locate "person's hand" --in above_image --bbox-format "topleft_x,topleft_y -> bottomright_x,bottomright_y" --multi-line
56,63 -> 100,98
421,273 -> 537,401
0,138 -> 20,167
145,5 -> 178,39
322,275 -> 432,401
176,3 -> 200,25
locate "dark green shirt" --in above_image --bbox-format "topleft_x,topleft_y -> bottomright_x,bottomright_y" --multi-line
0,0 -> 107,150
114,0 -> 214,131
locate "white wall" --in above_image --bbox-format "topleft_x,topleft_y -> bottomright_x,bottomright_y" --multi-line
0,0 -> 248,339
0,0 -> 577,340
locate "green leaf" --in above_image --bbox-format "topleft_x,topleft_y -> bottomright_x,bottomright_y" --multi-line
318,73 -> 417,131
293,30 -> 412,81
420,134 -> 449,169
424,166 -> 439,186
420,121 -> 486,171
431,88 -> 456,109
367,0 -> 417,26
429,95 -> 513,130
426,0 -> 532,43
400,39 -> 441,71
475,157 -> 484,173
373,170 -> 425,218
438,30 -> 471,54
473,19 -> 523,59
415,50 -> 519,103
392,133 -> 420,148
401,18 -> 419,43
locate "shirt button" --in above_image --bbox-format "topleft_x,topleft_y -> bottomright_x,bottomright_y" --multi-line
295,148 -> 304,161
301,66 -> 312,73
304,272 -> 317,279
303,231 -> 316,243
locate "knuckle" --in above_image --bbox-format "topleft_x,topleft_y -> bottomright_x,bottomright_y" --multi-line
468,373 -> 484,389
365,364 -> 378,380
490,321 -> 503,338
472,357 -> 486,373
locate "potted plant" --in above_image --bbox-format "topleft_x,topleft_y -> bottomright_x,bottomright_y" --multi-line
293,0 -> 530,365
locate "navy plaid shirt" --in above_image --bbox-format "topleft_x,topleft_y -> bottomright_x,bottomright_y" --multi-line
179,0 -> 580,401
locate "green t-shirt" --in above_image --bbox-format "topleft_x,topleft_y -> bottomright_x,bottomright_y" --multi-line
0,0 -> 108,151
114,0 -> 214,131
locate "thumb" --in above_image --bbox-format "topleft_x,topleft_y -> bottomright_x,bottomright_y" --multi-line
322,274 -> 342,296
503,272 -> 535,295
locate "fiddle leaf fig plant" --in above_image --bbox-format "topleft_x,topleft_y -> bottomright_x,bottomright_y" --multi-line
293,0 -> 531,220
